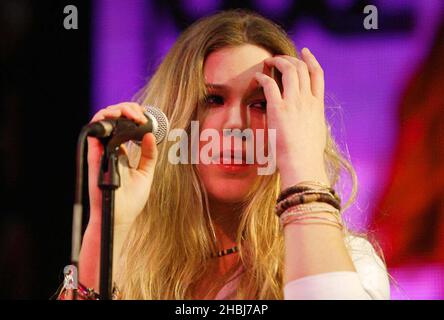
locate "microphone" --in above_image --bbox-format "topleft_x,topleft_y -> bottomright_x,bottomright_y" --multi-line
86,105 -> 169,146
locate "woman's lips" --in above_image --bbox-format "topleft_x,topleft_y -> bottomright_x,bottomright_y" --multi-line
215,157 -> 253,172
217,163 -> 251,172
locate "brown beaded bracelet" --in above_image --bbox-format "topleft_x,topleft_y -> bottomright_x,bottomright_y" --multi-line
275,192 -> 341,217
277,185 -> 341,203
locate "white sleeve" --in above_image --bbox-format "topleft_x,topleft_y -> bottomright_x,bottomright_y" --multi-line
283,235 -> 391,300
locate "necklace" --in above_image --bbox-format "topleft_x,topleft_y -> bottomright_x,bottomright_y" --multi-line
212,245 -> 239,258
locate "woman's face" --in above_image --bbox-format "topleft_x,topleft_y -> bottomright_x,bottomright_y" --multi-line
196,44 -> 272,204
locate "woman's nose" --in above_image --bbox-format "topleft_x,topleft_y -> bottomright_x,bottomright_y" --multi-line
223,102 -> 249,131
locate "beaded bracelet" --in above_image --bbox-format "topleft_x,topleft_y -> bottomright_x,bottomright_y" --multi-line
279,202 -> 340,215
56,281 -> 121,300
276,192 -> 341,217
276,181 -> 342,216
279,206 -> 340,224
77,282 -> 101,300
281,212 -> 341,224
56,282 -> 100,300
277,184 -> 341,203
279,202 -> 342,227
278,189 -> 338,202
211,245 -> 239,258
282,215 -> 344,230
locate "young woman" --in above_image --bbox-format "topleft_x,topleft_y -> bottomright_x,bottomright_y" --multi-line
69,10 -> 390,300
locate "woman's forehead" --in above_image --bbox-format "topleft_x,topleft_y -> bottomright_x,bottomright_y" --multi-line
204,44 -> 272,85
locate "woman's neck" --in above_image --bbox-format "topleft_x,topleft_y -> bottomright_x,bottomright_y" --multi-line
192,199 -> 244,299
208,198 -> 243,250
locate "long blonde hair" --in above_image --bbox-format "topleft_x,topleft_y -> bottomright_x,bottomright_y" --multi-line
117,9 -> 359,299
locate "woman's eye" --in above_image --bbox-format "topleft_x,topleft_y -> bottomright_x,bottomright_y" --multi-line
249,100 -> 267,111
205,94 -> 224,106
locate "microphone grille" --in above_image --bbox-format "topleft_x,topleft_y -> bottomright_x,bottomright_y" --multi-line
143,105 -> 169,144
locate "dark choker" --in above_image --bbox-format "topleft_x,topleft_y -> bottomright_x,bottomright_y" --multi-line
212,246 -> 239,258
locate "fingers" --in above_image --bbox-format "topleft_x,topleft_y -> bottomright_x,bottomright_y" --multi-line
88,102 -> 147,168
265,49 -> 325,100
263,56 -> 299,101
118,144 -> 130,168
137,133 -> 158,174
90,102 -> 147,124
106,103 -> 147,123
119,143 -> 129,158
90,108 -> 121,123
254,72 -> 283,110
300,48 -> 324,99
88,102 -> 157,176
276,55 -> 311,95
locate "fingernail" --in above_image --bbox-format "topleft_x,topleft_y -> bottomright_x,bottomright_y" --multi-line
302,47 -> 311,55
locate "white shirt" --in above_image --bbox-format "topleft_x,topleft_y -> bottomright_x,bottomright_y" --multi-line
284,235 -> 390,299
216,235 -> 391,300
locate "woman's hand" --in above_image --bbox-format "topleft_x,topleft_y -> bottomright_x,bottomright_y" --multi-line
87,102 -> 159,228
254,47 -> 329,189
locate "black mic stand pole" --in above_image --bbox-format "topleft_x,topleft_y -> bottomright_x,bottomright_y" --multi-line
98,139 -> 120,300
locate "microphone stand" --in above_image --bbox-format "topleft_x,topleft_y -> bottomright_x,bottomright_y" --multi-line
98,139 -> 120,300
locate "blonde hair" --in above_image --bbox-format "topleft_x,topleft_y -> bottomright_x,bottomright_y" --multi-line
117,9 -> 360,299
